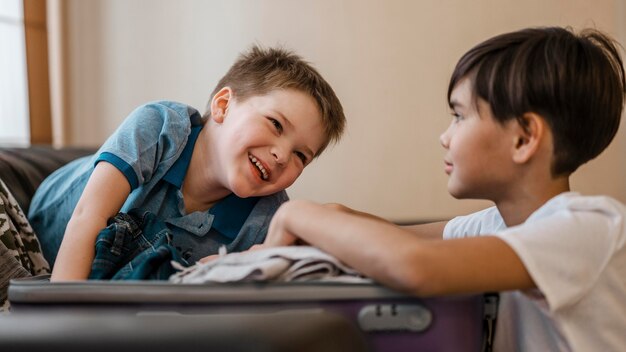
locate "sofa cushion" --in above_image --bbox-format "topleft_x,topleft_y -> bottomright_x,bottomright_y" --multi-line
0,146 -> 95,214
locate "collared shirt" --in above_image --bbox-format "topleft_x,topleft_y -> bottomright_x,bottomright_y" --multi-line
29,101 -> 287,265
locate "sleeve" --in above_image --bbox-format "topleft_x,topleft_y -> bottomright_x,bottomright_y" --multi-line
94,101 -> 193,190
492,197 -> 624,311
443,206 -> 504,239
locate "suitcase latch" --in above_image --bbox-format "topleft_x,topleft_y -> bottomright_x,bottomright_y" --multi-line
357,304 -> 433,332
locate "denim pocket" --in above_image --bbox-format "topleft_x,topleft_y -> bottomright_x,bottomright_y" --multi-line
89,209 -> 182,280
89,210 -> 167,280
112,232 -> 183,280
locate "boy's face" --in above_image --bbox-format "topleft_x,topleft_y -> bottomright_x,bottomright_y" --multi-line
209,88 -> 325,198
440,78 -> 521,200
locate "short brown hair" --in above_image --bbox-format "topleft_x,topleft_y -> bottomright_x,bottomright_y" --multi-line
448,27 -> 625,176
206,45 -> 345,156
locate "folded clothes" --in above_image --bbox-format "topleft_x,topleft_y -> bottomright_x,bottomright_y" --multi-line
169,246 -> 372,284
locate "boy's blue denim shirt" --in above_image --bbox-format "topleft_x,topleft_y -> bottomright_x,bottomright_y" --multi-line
28,101 -> 288,266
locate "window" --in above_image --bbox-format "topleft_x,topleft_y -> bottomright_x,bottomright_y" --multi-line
0,0 -> 51,146
0,0 -> 30,145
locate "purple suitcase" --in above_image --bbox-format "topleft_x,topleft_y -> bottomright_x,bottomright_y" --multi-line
8,275 -> 492,351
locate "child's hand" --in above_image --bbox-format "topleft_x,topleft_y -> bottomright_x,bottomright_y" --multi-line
199,244 -> 266,263
198,254 -> 219,263
264,201 -> 304,247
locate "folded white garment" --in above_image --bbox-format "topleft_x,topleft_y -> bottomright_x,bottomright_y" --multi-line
169,246 -> 372,284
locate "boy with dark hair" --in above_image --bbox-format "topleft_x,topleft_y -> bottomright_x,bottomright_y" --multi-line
28,45 -> 345,281
261,27 -> 626,351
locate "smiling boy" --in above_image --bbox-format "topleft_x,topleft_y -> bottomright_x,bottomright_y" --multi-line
202,88 -> 324,201
28,46 -> 345,281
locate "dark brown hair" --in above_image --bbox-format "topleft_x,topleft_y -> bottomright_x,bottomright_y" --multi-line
448,27 -> 625,176
206,45 -> 345,156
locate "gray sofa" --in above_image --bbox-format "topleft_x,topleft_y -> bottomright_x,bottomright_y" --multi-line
0,146 -> 95,214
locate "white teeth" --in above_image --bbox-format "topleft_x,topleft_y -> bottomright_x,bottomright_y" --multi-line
249,155 -> 269,180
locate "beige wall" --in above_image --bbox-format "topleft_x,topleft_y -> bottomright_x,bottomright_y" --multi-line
52,0 -> 626,222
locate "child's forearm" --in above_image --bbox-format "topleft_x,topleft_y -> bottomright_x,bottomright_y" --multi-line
50,214 -> 108,281
323,202 -> 446,239
50,161 -> 131,281
273,200 -> 533,296
271,200 -> 431,291
323,203 -> 391,223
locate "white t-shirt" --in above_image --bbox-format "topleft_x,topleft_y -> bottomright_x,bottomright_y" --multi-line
443,192 -> 626,352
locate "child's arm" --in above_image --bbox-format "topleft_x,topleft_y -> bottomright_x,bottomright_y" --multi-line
265,199 -> 534,296
51,162 -> 130,281
323,203 -> 446,240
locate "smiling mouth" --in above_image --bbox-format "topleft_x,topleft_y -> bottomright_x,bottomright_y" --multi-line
249,154 -> 269,181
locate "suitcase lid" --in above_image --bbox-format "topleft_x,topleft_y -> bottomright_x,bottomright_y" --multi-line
9,275 -> 422,304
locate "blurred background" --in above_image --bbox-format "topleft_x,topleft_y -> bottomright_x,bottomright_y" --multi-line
2,0 -> 625,222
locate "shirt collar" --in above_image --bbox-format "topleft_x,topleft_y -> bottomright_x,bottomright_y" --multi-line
209,194 -> 260,240
163,125 -> 202,189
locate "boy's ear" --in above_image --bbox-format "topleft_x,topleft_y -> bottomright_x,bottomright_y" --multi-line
210,87 -> 232,123
511,112 -> 547,164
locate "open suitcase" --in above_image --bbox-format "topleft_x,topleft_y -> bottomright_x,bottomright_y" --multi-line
6,275 -> 494,352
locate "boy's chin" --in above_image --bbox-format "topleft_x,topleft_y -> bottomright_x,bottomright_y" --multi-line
447,182 -> 459,197
229,178 -> 292,198
231,189 -> 255,198
447,183 -> 469,200
448,185 -> 490,202
231,186 -> 277,199
448,191 -> 464,200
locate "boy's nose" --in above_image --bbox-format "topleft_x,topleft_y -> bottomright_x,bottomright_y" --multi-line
271,147 -> 289,167
439,129 -> 450,149
439,124 -> 452,149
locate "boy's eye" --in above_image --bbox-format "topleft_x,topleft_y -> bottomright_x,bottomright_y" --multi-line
451,112 -> 464,123
269,118 -> 283,133
295,151 -> 307,164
